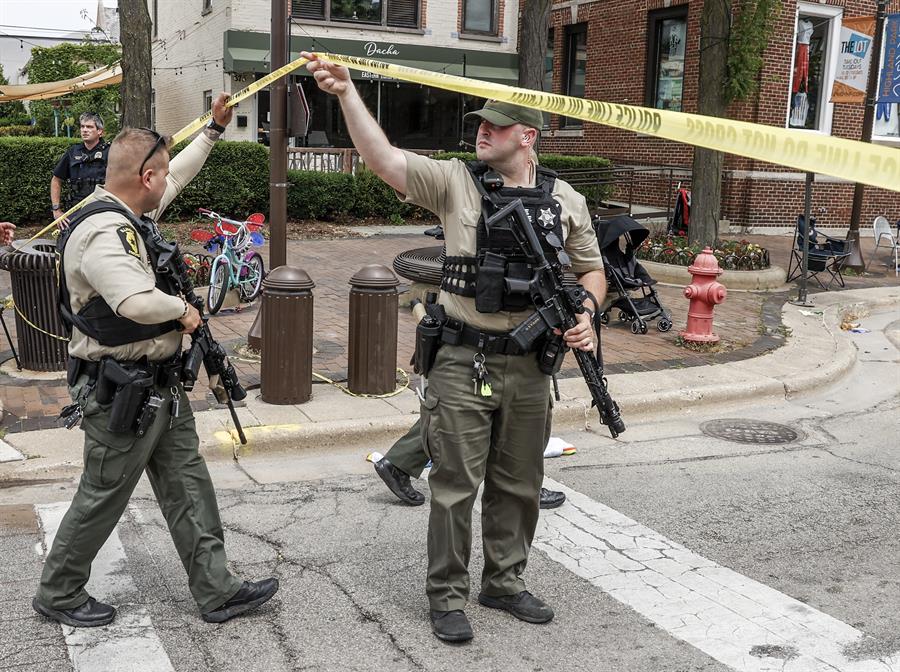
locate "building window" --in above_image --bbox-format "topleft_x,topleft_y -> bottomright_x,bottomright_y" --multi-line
152,0 -> 158,38
292,0 -> 419,28
203,90 -> 213,113
202,0 -> 212,14
561,24 -> 587,128
462,0 -> 497,35
786,4 -> 842,132
542,28 -> 554,129
646,8 -> 687,112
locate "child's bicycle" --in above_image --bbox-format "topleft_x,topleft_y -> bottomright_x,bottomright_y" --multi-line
191,209 -> 266,315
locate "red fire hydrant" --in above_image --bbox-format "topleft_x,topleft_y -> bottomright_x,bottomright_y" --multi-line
681,247 -> 727,344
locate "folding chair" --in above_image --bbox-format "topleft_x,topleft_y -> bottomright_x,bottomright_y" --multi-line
869,216 -> 899,277
786,215 -> 851,290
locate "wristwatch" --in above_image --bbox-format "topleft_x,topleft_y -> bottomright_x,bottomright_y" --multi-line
206,119 -> 226,134
51,203 -> 61,211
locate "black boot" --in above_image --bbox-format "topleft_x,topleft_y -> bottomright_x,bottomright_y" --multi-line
33,596 -> 116,628
201,578 -> 279,623
430,609 -> 473,642
374,458 -> 425,506
539,488 -> 566,510
478,590 -> 554,624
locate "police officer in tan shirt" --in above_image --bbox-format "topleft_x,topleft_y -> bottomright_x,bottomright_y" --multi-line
32,94 -> 278,628
304,52 -> 605,643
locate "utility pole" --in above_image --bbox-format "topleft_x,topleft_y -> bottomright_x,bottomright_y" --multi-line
845,0 -> 888,272
270,0 -> 289,269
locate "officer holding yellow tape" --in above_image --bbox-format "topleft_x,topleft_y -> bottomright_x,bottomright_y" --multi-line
305,52 -> 605,643
32,94 -> 278,629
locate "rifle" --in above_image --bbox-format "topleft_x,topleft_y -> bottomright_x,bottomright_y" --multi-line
488,199 -> 626,438
146,224 -> 249,445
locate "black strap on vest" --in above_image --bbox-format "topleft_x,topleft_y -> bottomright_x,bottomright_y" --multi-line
57,201 -> 179,347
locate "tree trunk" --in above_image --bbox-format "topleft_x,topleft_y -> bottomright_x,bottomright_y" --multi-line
690,0 -> 730,247
119,0 -> 153,128
518,0 -> 551,89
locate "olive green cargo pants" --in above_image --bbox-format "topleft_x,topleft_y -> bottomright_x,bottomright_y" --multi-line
36,376 -> 243,613
421,344 -> 551,612
384,419 -> 430,478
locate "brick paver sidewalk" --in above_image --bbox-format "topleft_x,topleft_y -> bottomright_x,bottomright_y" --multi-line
1,230 -> 896,434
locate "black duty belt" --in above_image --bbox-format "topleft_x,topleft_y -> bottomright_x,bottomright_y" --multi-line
440,318 -> 530,356
67,354 -> 182,387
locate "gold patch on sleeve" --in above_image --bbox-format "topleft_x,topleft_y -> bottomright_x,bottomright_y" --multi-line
117,225 -> 141,259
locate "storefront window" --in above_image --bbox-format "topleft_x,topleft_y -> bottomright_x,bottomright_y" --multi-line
463,0 -> 497,35
561,24 -> 586,128
789,15 -> 826,128
543,28 -> 554,129
646,9 -> 686,112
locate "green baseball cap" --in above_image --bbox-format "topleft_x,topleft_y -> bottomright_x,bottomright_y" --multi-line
464,100 -> 543,130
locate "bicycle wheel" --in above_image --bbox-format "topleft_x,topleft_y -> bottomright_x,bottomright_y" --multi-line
240,253 -> 265,302
207,256 -> 229,315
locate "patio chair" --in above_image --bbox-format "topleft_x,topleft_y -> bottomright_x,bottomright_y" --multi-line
869,216 -> 899,277
786,215 -> 852,290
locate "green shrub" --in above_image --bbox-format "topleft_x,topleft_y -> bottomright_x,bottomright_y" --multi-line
287,170 -> 354,220
350,168 -> 418,219
164,140 -> 270,219
0,136 -> 76,222
0,125 -> 38,137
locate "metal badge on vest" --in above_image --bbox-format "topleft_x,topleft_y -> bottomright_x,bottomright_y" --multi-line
441,161 -> 564,313
56,201 -> 179,347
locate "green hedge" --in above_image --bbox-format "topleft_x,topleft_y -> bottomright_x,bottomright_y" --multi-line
0,136 -> 77,222
0,138 -> 613,224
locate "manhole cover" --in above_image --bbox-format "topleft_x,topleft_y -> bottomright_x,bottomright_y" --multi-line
700,419 -> 801,445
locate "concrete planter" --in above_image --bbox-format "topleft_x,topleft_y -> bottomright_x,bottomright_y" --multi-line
641,260 -> 788,291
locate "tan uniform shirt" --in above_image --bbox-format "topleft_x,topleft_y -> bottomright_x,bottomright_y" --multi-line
400,151 -> 604,332
65,132 -> 217,362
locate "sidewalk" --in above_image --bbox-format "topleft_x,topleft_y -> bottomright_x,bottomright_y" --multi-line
0,229 -> 897,441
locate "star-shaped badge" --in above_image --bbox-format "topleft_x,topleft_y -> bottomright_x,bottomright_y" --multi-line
537,207 -> 556,228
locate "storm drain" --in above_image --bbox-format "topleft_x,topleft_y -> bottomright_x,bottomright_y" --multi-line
700,419 -> 801,445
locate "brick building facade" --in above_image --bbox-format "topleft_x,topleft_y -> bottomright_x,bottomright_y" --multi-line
540,0 -> 900,232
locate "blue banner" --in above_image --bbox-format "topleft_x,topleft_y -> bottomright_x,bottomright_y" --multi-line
878,14 -> 900,103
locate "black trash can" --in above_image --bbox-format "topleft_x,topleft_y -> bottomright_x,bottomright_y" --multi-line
0,239 -> 69,371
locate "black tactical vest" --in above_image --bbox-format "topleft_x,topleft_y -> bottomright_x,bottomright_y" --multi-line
441,161 -> 565,313
57,201 -> 179,347
62,141 -> 110,206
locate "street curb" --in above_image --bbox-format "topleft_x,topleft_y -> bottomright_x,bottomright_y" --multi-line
1,287 -> 897,482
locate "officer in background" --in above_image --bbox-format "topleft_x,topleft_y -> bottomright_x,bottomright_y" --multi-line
32,94 -> 278,628
304,53 -> 605,643
50,112 -> 110,226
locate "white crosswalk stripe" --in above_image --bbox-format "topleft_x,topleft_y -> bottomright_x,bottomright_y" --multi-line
35,502 -> 176,672
536,477 -> 897,672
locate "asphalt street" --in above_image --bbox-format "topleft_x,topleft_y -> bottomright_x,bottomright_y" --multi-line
1,307 -> 898,672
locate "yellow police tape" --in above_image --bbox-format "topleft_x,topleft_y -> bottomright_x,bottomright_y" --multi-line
26,55 -> 316,244
318,52 -> 900,194
25,49 -> 900,247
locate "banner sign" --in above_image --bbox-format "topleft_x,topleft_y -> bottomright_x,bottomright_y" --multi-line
832,17 -> 875,103
878,14 -> 900,104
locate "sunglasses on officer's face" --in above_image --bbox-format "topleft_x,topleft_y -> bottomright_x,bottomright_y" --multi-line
138,129 -> 168,176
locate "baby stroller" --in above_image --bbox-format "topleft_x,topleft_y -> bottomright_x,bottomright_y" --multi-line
594,215 -> 673,334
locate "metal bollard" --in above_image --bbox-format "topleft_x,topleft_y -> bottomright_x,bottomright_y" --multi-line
348,265 -> 400,395
260,266 -> 315,404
